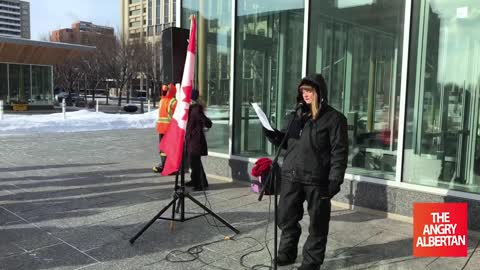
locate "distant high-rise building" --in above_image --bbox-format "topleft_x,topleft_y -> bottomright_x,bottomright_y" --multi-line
121,0 -> 177,41
50,21 -> 115,46
0,0 -> 30,39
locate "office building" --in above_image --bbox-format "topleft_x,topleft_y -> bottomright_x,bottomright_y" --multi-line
181,0 -> 480,231
0,0 -> 30,39
0,36 -> 94,108
50,21 -> 114,46
120,0 -> 177,40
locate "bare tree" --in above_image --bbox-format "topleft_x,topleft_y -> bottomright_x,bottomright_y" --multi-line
80,35 -> 111,104
54,58 -> 83,95
99,35 -> 139,107
138,37 -> 163,108
125,38 -> 146,104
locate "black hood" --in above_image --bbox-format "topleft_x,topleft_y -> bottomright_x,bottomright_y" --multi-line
296,73 -> 328,105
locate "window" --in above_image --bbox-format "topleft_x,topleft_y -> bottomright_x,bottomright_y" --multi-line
404,0 -> 480,193
156,0 -> 160,25
31,66 -> 52,105
0,18 -> 19,24
0,29 -> 18,35
130,21 -> 141,28
148,0 -> 152,25
233,0 -> 304,156
0,63 -> 7,102
307,0 -> 406,179
182,0 -> 232,153
130,9 -> 141,16
0,24 -> 20,30
0,12 -> 20,18
172,0 -> 176,23
8,64 -> 30,104
164,0 -> 169,23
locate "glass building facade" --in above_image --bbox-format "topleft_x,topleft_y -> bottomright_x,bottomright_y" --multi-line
404,0 -> 480,194
307,0 -> 406,180
233,0 -> 304,157
182,0 -> 232,153
0,63 -> 53,105
181,0 -> 480,196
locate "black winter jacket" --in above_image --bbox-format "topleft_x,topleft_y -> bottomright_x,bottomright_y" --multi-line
186,103 -> 212,156
265,75 -> 348,198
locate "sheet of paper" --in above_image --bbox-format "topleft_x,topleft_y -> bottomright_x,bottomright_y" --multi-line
251,103 -> 274,131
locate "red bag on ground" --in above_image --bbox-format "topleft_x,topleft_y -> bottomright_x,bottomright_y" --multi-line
251,158 -> 272,193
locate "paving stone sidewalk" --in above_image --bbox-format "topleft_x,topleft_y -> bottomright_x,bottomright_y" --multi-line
0,129 -> 479,270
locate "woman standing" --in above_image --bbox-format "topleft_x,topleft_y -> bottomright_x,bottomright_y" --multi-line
185,89 -> 212,191
264,73 -> 348,270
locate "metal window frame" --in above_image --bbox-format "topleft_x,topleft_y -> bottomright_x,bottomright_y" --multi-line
29,64 -> 32,102
179,0 -> 234,155
6,62 -> 9,102
50,65 -> 53,104
228,0 -> 236,156
301,0 -> 309,77
395,0 -> 413,183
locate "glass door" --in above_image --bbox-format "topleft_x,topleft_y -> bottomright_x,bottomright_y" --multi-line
233,0 -> 304,156
308,12 -> 402,179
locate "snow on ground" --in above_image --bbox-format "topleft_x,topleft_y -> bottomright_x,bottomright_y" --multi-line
0,110 -> 158,136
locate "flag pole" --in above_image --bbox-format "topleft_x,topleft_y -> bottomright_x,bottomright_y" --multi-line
129,16 -> 238,245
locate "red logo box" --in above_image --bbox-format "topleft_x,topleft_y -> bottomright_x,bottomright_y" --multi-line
413,202 -> 468,257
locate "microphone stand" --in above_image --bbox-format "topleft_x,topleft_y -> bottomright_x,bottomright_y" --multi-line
258,110 -> 299,270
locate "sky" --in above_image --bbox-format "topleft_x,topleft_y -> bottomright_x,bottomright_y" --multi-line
30,0 -> 120,40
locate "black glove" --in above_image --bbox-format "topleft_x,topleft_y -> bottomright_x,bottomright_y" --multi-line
328,180 -> 341,198
263,127 -> 284,146
264,127 -> 278,138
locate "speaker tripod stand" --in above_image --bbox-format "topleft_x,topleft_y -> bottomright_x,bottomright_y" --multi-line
129,148 -> 239,244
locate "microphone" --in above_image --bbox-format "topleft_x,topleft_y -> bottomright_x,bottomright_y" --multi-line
294,102 -> 305,111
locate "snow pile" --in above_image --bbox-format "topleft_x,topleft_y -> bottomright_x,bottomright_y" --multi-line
0,110 -> 158,136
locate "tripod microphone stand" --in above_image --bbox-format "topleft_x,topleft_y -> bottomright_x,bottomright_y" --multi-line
258,111 -> 298,270
130,143 -> 239,244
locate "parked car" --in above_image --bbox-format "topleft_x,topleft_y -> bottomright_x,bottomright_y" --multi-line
136,90 -> 147,98
124,104 -> 138,113
75,97 -> 86,107
55,91 -> 68,103
55,92 -> 80,105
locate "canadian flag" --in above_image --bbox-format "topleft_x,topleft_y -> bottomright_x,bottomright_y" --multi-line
159,16 -> 196,176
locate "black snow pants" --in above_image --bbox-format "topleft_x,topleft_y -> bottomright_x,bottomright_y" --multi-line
278,179 -> 331,266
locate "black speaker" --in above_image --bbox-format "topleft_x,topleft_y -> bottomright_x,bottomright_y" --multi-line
160,27 -> 189,84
